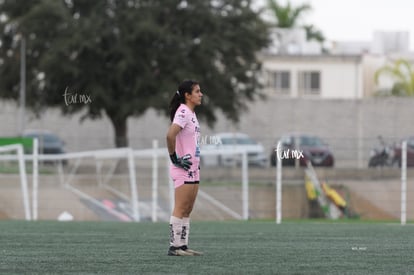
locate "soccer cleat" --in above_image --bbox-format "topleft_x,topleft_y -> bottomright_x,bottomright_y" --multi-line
180,245 -> 203,256
167,246 -> 193,256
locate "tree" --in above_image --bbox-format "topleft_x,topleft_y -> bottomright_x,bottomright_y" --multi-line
266,0 -> 325,52
267,0 -> 311,28
374,59 -> 414,96
303,24 -> 325,43
0,0 -> 270,147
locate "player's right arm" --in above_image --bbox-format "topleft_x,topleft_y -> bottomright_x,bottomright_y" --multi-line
166,123 -> 181,155
166,123 -> 192,171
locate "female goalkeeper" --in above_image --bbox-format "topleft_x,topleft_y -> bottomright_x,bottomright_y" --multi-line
166,80 -> 203,256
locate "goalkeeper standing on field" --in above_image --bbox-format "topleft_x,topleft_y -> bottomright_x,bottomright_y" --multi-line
166,80 -> 203,256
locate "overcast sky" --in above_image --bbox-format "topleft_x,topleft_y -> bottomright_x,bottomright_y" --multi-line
255,0 -> 413,51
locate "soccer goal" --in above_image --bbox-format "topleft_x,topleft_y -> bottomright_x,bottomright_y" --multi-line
1,138 -> 251,222
198,147 -> 250,220
274,139 -> 411,225
31,147 -> 141,222
0,143 -> 31,220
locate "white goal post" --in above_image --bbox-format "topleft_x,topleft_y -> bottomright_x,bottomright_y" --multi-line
199,148 -> 249,220
401,140 -> 407,225
275,139 -> 411,225
133,144 -> 250,221
5,138 -> 409,224
0,146 -> 139,221
0,143 -> 31,220
39,147 -> 140,221
1,139 -> 251,222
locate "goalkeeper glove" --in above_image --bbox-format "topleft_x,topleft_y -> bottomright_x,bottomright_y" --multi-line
170,152 -> 192,171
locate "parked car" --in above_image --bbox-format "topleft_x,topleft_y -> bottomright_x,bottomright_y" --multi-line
201,132 -> 267,167
22,130 -> 67,165
393,136 -> 414,167
270,134 -> 334,167
23,130 -> 66,154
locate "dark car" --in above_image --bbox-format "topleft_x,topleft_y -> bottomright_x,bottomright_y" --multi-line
393,137 -> 414,167
270,134 -> 334,167
22,130 -> 68,165
23,130 -> 66,154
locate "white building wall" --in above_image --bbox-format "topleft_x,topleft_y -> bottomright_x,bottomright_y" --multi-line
361,55 -> 387,97
320,63 -> 360,99
261,55 -> 363,99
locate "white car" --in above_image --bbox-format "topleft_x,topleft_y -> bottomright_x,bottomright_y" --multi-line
200,132 -> 267,167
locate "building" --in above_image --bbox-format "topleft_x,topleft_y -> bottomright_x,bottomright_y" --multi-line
260,30 -> 412,99
260,54 -> 364,99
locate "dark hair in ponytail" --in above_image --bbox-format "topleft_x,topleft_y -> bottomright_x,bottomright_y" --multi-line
169,80 -> 199,122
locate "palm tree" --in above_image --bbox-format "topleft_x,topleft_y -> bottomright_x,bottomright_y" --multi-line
374,59 -> 414,96
303,24 -> 325,43
266,0 -> 325,53
267,0 -> 311,28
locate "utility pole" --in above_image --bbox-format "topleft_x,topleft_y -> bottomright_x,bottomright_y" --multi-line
19,35 -> 26,136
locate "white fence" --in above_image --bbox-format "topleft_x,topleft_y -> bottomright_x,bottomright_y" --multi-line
0,139 -> 411,223
275,140 -> 410,225
0,140 -> 250,222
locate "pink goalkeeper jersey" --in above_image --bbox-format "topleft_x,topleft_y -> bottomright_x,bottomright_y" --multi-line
172,104 -> 201,165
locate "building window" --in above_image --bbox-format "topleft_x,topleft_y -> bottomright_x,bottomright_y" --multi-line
266,70 -> 290,95
298,71 -> 321,95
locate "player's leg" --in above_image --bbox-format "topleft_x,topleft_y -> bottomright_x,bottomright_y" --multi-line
180,183 -> 203,255
168,178 -> 195,256
180,168 -> 202,255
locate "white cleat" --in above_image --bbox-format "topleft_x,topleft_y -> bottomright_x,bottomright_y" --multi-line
167,246 -> 194,256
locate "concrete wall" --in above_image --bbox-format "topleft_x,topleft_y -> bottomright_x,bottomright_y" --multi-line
207,96 -> 414,167
1,96 -> 413,167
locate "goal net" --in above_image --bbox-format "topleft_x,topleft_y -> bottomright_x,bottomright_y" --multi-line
35,148 -> 144,222
0,139 -> 251,222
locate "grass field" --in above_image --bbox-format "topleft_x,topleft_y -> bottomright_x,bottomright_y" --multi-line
0,220 -> 413,274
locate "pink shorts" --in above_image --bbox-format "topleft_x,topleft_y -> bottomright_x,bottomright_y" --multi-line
170,164 -> 200,188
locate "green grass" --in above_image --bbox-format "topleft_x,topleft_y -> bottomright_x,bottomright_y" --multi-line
0,221 -> 413,274
0,164 -> 56,174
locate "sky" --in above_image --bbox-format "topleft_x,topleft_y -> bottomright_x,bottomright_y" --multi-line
255,0 -> 414,51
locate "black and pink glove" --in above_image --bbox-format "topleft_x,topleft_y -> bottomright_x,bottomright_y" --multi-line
170,152 -> 192,171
